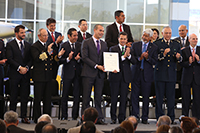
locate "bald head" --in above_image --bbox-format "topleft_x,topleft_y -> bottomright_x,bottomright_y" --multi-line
178,25 -> 188,38
189,33 -> 198,47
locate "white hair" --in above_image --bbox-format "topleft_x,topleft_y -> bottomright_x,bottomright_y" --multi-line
37,114 -> 53,124
4,111 -> 18,124
143,28 -> 153,37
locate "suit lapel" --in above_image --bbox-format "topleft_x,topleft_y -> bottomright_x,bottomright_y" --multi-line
14,39 -> 23,58
114,23 -> 119,34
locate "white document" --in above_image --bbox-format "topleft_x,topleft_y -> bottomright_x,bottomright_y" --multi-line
103,52 -> 119,72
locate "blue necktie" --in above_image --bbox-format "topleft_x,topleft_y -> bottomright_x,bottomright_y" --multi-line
141,43 -> 147,69
182,38 -> 185,47
20,41 -> 24,57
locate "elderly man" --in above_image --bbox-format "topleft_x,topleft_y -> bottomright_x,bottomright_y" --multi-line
37,114 -> 53,124
154,26 -> 182,124
131,29 -> 158,124
4,111 -> 28,133
180,33 -> 200,119
156,115 -> 171,127
31,28 -> 65,123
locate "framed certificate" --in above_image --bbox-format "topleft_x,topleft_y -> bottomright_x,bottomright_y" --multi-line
103,52 -> 119,72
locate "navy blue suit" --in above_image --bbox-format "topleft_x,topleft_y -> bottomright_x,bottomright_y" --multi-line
109,45 -> 136,122
46,30 -> 62,79
154,38 -> 181,121
59,41 -> 82,119
180,46 -> 200,119
131,41 -> 158,121
6,39 -> 32,118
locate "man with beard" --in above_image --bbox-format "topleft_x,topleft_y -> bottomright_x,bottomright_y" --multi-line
6,25 -> 32,124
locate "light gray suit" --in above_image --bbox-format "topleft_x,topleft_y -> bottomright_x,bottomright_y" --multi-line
81,37 -> 108,120
67,125 -> 104,133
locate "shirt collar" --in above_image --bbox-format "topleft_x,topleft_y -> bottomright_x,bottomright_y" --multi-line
79,30 -> 86,37
92,36 -> 100,43
190,45 -> 197,50
15,38 -> 24,44
118,43 -> 125,50
180,36 -> 187,40
39,39 -> 45,46
47,29 -> 54,35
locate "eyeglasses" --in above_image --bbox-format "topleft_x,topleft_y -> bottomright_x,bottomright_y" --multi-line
179,30 -> 186,32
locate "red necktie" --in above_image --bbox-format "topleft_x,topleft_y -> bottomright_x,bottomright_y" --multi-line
119,25 -> 122,32
192,48 -> 195,61
51,32 -> 55,42
83,33 -> 86,40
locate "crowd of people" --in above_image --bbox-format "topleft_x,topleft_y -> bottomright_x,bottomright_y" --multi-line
0,9 -> 199,130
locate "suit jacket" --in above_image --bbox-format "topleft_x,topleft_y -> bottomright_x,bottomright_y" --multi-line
180,46 -> 200,85
6,39 -> 32,79
105,22 -> 134,49
81,37 -> 108,78
0,40 -> 5,79
131,41 -> 158,82
67,125 -> 104,133
31,40 -> 54,82
46,31 -> 62,55
154,38 -> 181,82
173,36 -> 190,48
59,41 -> 82,80
7,125 -> 30,133
77,31 -> 92,43
109,45 -> 136,83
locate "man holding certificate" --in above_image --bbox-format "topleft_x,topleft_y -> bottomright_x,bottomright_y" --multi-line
81,24 -> 108,125
109,32 -> 136,124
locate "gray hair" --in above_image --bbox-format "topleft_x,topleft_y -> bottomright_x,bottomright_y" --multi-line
38,114 -> 53,124
143,28 -> 153,37
37,28 -> 45,36
157,115 -> 172,127
4,111 -> 18,124
162,26 -> 171,33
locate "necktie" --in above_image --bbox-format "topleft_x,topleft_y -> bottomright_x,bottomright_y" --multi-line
71,43 -> 75,52
83,33 -> 86,40
96,40 -> 100,54
119,24 -> 122,32
122,46 -> 125,55
20,41 -> 24,57
51,32 -> 55,42
192,48 -> 195,61
141,43 -> 147,69
182,38 -> 185,47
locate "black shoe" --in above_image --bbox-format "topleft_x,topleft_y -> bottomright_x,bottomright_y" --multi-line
96,119 -> 107,125
142,120 -> 149,124
110,119 -> 116,124
21,118 -> 30,124
72,118 -> 77,120
61,117 -> 68,120
171,121 -> 177,125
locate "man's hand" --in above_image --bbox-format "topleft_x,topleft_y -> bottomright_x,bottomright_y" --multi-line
75,53 -> 81,60
58,48 -> 65,58
189,56 -> 193,64
0,59 -> 7,64
56,35 -> 64,44
124,47 -> 130,58
68,51 -> 74,60
126,42 -> 132,47
48,43 -> 54,53
195,54 -> 200,62
181,47 -> 185,50
163,48 -> 170,56
97,65 -> 105,72
143,51 -> 149,59
176,53 -> 181,59
19,67 -> 28,74
112,70 -> 118,73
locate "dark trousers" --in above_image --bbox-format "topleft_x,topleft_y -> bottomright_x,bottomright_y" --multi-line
33,81 -> 52,122
182,79 -> 200,119
155,81 -> 175,121
52,63 -> 59,80
9,77 -> 30,118
81,76 -> 104,120
62,76 -> 80,119
0,77 -> 4,119
131,70 -> 152,121
110,79 -> 129,122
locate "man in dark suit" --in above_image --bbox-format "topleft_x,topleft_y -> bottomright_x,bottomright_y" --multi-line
180,33 -> 200,119
60,28 -> 81,120
105,10 -> 134,50
46,18 -> 64,79
131,29 -> 158,124
4,111 -> 29,133
81,24 -> 108,125
31,28 -> 65,123
6,25 -> 32,124
154,26 -> 182,124
109,32 -> 136,124
77,19 -> 92,43
173,25 -> 190,85
0,39 -> 7,119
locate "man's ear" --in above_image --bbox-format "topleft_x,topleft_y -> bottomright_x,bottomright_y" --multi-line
82,115 -> 84,121
94,118 -> 97,124
16,120 -> 19,125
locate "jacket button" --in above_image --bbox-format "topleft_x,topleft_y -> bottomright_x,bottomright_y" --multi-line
168,60 -> 170,62
167,65 -> 170,67
45,68 -> 47,70
168,55 -> 170,57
